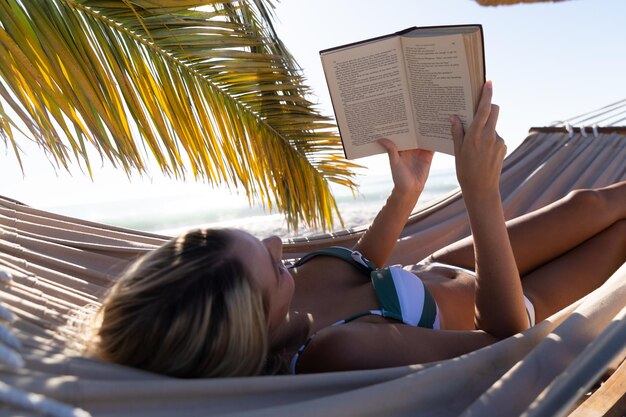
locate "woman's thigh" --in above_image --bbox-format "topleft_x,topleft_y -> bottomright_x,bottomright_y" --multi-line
521,219 -> 626,322
429,185 -> 626,275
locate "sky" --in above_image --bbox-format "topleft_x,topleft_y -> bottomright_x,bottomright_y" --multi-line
1,0 -> 625,223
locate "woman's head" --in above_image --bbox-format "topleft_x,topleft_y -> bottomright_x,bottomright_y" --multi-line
88,228 -> 293,378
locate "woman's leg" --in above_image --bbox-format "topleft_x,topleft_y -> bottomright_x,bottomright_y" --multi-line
428,181 -> 626,274
521,219 -> 626,322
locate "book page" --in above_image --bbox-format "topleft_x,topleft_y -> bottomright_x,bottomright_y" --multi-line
401,33 -> 475,155
321,37 -> 416,159
462,30 -> 485,111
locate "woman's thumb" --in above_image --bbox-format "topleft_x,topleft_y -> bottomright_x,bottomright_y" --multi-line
378,138 -> 398,159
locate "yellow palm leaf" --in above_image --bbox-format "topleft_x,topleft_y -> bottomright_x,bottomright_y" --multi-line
0,0 -> 361,231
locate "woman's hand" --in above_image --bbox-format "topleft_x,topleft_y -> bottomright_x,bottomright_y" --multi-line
378,138 -> 434,197
451,81 -> 505,200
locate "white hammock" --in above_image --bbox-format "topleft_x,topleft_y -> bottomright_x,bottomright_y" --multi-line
1,128 -> 625,417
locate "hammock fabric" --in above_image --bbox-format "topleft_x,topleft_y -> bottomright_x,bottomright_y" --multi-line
0,129 -> 625,417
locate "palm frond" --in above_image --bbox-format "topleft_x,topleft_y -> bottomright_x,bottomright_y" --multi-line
0,0 -> 360,231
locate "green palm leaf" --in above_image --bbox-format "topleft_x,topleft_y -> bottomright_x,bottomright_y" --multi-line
0,0 -> 360,231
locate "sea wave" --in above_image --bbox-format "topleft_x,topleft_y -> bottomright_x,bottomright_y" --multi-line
40,167 -> 459,239
156,168 -> 459,238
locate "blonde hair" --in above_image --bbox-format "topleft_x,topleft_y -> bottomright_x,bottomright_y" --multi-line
87,228 -> 271,378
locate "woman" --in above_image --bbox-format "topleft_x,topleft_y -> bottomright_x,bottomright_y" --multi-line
87,82 -> 626,377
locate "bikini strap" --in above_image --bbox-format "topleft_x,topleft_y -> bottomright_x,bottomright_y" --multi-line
289,309 -> 404,374
290,246 -> 376,274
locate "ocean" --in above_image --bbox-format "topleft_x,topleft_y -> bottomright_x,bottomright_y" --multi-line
49,165 -> 460,239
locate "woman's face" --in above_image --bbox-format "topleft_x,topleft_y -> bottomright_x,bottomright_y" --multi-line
231,230 -> 295,331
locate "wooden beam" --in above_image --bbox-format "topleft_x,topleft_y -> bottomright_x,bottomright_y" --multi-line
569,359 -> 626,417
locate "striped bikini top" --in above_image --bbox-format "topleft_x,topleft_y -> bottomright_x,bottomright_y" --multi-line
288,246 -> 440,374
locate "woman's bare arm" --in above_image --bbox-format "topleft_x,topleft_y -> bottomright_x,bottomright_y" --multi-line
452,81 -> 528,337
353,141 -> 433,268
296,321 -> 498,373
352,187 -> 419,269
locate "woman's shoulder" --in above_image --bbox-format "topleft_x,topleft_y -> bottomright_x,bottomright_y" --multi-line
294,321 -> 369,374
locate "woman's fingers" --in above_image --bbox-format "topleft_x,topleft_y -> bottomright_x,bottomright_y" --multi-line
450,80 -> 505,194
496,131 -> 507,158
450,115 -> 465,155
485,104 -> 500,136
451,81 -> 496,151
469,80 -> 493,133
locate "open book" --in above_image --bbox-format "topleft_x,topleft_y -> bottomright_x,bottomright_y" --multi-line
320,25 -> 485,159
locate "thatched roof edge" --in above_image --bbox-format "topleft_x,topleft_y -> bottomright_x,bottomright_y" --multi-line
476,0 -> 567,5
